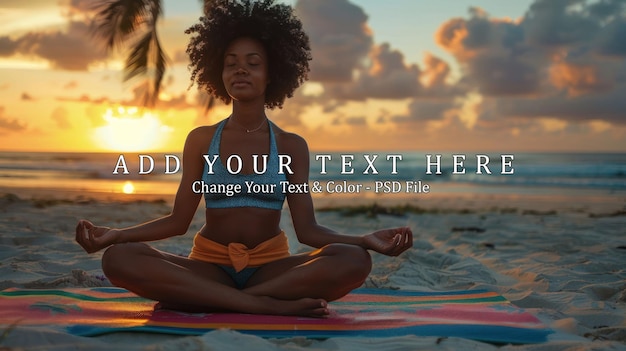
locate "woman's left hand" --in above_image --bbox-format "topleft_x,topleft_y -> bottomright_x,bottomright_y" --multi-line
75,220 -> 120,254
362,227 -> 413,256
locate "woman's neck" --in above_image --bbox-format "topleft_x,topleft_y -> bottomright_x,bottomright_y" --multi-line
230,101 -> 267,131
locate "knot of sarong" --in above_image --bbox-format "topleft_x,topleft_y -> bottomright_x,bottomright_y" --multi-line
227,243 -> 251,272
189,232 -> 290,272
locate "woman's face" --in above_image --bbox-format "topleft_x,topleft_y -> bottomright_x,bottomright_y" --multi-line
222,37 -> 269,104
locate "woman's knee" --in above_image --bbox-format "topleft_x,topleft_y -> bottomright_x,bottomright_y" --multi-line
322,243 -> 372,279
101,242 -> 151,280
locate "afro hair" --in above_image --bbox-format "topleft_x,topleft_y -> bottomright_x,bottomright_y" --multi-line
185,0 -> 311,109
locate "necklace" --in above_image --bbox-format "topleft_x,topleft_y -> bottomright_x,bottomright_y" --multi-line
229,116 -> 267,133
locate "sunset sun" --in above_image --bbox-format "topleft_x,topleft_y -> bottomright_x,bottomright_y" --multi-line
93,107 -> 172,152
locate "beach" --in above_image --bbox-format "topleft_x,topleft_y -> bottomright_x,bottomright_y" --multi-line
3,0 -> 626,348
1,183 -> 625,350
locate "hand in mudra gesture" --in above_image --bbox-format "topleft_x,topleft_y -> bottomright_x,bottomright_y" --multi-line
75,219 -> 120,254
363,227 -> 413,256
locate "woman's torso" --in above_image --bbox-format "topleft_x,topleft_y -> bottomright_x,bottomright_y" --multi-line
198,119 -> 286,248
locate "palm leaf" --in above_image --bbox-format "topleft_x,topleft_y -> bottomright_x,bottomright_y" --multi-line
121,30 -> 169,108
148,30 -> 168,107
123,31 -> 151,82
93,0 -> 155,49
92,0 -> 215,112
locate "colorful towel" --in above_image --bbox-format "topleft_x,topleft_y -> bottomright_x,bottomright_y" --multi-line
0,287 -> 551,344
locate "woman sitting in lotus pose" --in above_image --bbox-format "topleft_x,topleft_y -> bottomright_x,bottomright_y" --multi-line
76,0 -> 413,317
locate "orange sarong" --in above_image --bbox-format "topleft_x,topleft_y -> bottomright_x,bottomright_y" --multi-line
188,231 -> 290,272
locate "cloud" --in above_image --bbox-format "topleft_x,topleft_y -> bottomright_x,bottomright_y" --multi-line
524,0 -> 599,47
436,1 -> 626,95
434,0 -> 626,126
549,61 -> 614,96
19,21 -> 106,70
587,0 -> 626,19
21,92 -> 34,101
157,92 -> 196,110
172,49 -> 189,64
294,0 -> 465,128
421,53 -> 451,91
464,53 -> 544,96
57,94 -> 110,104
270,89 -> 318,128
296,0 -> 373,82
51,107 -> 71,129
0,1 -> 107,71
0,37 -> 19,56
0,107 -> 28,132
332,115 -> 367,126
391,99 -> 458,124
63,0 -> 96,16
56,82 -> 197,111
491,85 -> 626,125
126,83 -> 196,110
64,81 -> 78,89
436,9 -> 545,97
322,43 -> 422,101
2,0 -> 53,8
594,17 -> 626,57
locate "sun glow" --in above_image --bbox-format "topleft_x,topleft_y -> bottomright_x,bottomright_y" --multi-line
122,181 -> 135,194
94,107 -> 172,152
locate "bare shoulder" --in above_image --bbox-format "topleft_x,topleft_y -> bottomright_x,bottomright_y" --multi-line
272,125 -> 309,156
185,121 -> 222,151
272,124 -> 310,179
187,122 -> 219,140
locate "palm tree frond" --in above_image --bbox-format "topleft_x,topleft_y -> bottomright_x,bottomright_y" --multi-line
92,0 -> 215,113
150,0 -> 163,23
147,32 -> 168,108
93,0 -> 155,49
123,31 -> 151,82
123,30 -> 169,108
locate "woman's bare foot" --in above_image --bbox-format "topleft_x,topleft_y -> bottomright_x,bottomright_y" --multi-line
155,296 -> 329,317
258,296 -> 329,317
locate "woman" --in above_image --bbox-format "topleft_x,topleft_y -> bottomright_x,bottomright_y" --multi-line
76,0 -> 412,317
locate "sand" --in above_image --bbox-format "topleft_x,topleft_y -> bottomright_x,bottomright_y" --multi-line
0,189 -> 625,350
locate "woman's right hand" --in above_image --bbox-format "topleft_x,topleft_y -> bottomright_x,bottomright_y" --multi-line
75,219 -> 120,254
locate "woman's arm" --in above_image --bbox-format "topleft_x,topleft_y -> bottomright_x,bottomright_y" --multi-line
76,127 -> 206,253
283,134 -> 413,256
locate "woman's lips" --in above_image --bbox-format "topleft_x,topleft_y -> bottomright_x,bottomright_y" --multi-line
232,80 -> 251,87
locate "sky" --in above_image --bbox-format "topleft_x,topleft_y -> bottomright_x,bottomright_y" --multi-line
0,0 -> 625,153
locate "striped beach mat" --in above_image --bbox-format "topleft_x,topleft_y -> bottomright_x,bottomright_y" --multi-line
0,287 -> 551,344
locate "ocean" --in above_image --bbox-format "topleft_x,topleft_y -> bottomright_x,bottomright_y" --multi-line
0,151 -> 624,199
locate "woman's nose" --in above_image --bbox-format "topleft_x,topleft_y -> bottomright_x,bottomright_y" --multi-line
236,67 -> 248,75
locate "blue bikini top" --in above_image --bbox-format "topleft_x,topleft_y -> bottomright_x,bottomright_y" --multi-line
202,118 -> 287,210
